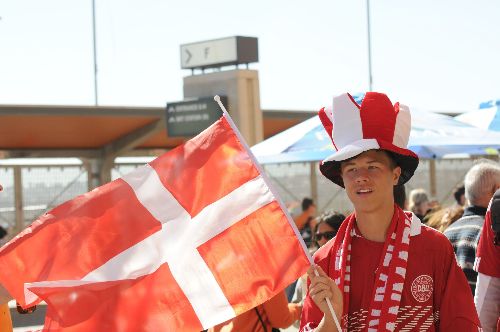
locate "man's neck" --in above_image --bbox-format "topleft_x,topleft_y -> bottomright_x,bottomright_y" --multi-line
355,204 -> 395,242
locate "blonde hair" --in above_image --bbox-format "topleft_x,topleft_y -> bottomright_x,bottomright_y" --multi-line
439,206 -> 464,232
408,188 -> 429,214
426,206 -> 464,232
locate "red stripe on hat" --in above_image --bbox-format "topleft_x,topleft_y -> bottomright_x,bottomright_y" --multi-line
149,117 -> 259,218
359,92 -> 397,142
319,107 -> 337,150
378,140 -> 418,159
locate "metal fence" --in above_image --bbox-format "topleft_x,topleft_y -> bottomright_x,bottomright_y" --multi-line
0,157 -> 496,244
0,161 -> 148,244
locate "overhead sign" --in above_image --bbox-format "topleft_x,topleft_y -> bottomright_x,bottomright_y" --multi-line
180,36 -> 258,70
166,97 -> 226,137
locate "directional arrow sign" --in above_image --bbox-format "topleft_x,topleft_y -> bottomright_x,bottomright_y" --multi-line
180,36 -> 258,70
185,49 -> 192,64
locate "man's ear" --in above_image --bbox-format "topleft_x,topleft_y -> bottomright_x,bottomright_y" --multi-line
393,166 -> 402,185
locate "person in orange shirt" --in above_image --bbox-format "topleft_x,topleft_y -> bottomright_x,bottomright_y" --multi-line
293,198 -> 317,247
0,183 -> 13,332
209,290 -> 301,332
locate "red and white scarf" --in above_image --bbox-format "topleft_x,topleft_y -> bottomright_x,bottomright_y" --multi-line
332,205 -> 412,331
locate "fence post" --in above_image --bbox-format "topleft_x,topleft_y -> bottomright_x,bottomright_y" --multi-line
13,166 -> 24,235
429,159 -> 437,198
310,162 -> 318,207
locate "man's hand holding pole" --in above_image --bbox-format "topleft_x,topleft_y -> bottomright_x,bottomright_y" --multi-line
307,265 -> 343,331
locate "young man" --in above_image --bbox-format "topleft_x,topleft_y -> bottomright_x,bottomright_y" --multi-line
299,92 -> 480,331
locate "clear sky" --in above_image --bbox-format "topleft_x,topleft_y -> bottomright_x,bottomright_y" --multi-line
1,0 -> 499,113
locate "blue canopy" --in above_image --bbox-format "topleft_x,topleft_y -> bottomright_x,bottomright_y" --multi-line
455,100 -> 500,131
252,109 -> 500,164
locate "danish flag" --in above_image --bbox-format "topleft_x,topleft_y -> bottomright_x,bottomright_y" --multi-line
0,114 -> 310,331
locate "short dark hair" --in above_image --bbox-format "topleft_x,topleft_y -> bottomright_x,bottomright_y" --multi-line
313,210 -> 345,235
393,184 -> 406,209
453,185 -> 465,205
383,150 -> 399,170
302,197 -> 314,211
340,149 -> 399,171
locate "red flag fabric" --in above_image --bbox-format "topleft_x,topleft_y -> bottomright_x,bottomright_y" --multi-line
0,115 -> 310,331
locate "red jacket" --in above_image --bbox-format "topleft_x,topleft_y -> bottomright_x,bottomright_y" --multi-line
300,218 -> 480,331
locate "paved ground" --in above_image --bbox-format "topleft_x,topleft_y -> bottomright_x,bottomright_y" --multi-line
12,325 -> 299,331
9,301 -> 45,331
13,326 -> 44,332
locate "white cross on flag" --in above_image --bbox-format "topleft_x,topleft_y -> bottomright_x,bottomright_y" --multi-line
0,113 -> 311,331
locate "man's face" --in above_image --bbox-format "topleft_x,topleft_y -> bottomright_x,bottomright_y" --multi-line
459,194 -> 466,206
340,150 -> 401,213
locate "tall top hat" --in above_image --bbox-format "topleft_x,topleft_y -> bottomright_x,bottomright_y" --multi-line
319,92 -> 419,187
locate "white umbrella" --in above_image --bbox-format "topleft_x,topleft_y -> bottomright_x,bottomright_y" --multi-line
252,109 -> 500,164
455,100 -> 500,131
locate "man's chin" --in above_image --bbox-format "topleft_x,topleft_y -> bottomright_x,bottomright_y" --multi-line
352,201 -> 386,214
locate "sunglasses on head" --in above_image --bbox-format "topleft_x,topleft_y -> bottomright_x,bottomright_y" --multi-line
315,231 -> 336,241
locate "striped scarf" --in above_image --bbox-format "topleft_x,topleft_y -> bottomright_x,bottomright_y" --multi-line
331,205 -> 412,331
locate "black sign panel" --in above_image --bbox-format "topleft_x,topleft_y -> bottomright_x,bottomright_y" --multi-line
166,96 -> 226,137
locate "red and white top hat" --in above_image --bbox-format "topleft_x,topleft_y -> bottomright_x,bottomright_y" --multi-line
319,92 -> 419,187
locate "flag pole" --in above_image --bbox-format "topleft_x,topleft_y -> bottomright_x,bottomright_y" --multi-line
213,96 -> 310,261
214,96 -> 342,331
366,0 -> 373,91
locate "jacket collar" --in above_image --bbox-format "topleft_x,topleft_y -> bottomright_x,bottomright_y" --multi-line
410,213 -> 421,236
463,205 -> 487,217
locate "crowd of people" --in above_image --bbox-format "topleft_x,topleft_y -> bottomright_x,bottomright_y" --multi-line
209,92 -> 499,331
1,92 -> 499,332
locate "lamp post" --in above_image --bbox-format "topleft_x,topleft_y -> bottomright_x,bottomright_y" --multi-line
366,0 -> 373,91
92,0 -> 98,105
